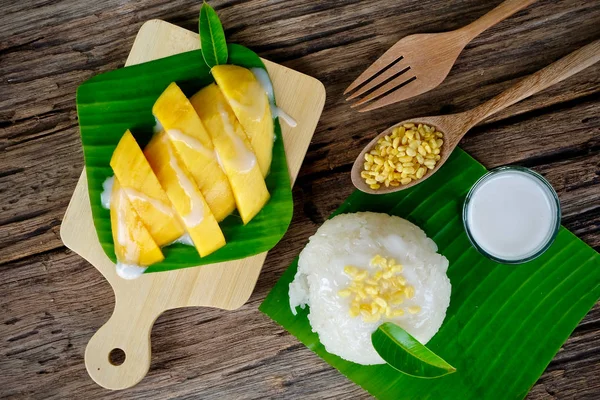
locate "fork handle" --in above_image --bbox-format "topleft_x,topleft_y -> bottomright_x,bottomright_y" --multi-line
459,0 -> 537,41
467,39 -> 600,126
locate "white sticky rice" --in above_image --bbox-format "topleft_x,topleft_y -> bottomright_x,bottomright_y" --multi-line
289,212 -> 451,365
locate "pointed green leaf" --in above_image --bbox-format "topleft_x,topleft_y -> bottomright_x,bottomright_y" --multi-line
199,2 -> 228,67
372,322 -> 456,378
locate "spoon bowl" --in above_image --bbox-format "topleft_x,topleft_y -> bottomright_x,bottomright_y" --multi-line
351,39 -> 600,194
351,114 -> 468,194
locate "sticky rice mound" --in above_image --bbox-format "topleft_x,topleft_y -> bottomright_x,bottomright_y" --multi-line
289,212 -> 451,365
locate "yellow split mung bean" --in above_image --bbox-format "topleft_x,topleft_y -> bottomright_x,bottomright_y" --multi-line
362,123 -> 444,190
338,255 -> 420,323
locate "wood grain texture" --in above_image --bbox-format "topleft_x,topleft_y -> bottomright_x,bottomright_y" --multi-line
1,0 -> 599,398
60,19 -> 324,390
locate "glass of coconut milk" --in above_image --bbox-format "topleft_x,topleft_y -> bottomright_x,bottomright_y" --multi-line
463,166 -> 561,264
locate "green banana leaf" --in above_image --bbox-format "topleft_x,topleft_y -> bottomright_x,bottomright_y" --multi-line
199,2 -> 228,67
372,322 -> 456,378
260,148 -> 600,399
77,44 -> 293,273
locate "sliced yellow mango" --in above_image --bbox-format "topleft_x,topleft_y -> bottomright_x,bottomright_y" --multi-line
152,82 -> 235,222
110,129 -> 184,246
144,132 -> 225,257
110,178 -> 164,266
211,65 -> 274,177
190,84 -> 270,224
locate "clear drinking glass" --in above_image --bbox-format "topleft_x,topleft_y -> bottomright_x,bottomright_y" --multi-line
462,166 -> 561,264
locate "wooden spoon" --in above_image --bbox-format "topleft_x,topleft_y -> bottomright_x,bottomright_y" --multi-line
351,39 -> 600,194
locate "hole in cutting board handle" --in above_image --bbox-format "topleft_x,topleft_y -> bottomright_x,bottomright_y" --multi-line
85,317 -> 153,389
108,348 -> 126,366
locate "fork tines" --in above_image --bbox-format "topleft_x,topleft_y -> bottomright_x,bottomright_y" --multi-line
344,45 -> 418,112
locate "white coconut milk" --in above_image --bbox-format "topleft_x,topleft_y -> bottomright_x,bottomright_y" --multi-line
217,102 -> 257,173
113,188 -> 148,279
251,67 -> 298,128
123,187 -> 174,217
116,263 -> 147,280
170,232 -> 195,246
165,137 -> 205,227
154,117 -> 164,134
101,176 -> 115,209
466,169 -> 559,261
166,128 -> 216,160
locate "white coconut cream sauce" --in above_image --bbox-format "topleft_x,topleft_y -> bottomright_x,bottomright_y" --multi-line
123,188 -> 174,216
217,103 -> 257,173
167,128 -> 215,160
466,169 -> 559,261
113,188 -> 147,279
251,68 -> 298,128
115,190 -> 138,261
102,176 -> 174,217
154,117 -> 164,134
101,176 -> 115,209
169,232 -> 195,246
116,263 -> 147,280
165,136 -> 205,227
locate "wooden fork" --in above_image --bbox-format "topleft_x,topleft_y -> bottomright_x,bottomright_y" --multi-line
344,0 -> 538,112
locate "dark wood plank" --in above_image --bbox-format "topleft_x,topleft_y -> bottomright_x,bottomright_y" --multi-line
0,0 -> 598,398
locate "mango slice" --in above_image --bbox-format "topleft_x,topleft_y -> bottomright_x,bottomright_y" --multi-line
144,132 -> 226,257
190,84 -> 270,224
152,82 -> 235,222
211,65 -> 274,177
110,178 -> 164,266
110,130 -> 184,246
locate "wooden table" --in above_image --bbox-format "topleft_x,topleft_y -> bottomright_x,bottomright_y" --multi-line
1,0 -> 598,398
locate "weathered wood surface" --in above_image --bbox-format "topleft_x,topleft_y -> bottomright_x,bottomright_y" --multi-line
1,0 -> 598,398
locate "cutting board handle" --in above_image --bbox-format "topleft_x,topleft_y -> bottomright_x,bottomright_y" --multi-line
84,295 -> 158,390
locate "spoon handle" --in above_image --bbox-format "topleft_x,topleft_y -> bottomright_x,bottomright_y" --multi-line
459,0 -> 537,41
468,39 -> 600,126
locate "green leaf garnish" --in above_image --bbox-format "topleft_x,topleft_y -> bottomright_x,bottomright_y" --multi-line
372,322 -> 456,378
199,2 -> 228,68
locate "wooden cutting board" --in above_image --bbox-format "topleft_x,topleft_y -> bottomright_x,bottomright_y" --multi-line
60,19 -> 325,390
